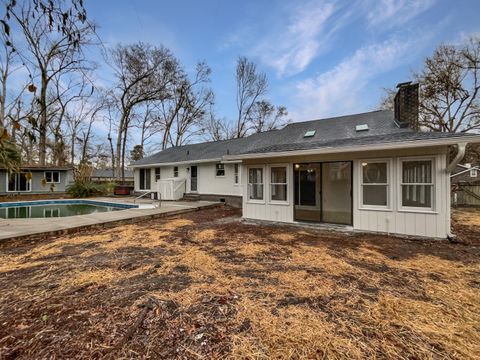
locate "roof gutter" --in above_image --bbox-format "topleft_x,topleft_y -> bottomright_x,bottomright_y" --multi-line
130,158 -> 223,168
446,143 -> 467,173
223,135 -> 480,161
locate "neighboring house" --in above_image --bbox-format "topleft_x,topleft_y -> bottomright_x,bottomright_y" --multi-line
451,164 -> 480,207
0,165 -> 74,195
451,164 -> 480,185
91,169 -> 133,183
131,83 -> 480,239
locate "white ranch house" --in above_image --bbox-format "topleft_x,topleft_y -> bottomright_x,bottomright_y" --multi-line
131,83 -> 480,239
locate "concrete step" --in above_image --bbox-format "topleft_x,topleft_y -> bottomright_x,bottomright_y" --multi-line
182,193 -> 201,201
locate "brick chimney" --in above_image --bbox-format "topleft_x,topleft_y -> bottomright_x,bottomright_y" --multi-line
394,82 -> 419,130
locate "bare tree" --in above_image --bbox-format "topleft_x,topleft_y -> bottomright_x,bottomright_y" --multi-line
380,36 -> 480,133
235,56 -> 268,138
109,42 -> 177,180
7,0 -> 96,165
247,100 -> 289,133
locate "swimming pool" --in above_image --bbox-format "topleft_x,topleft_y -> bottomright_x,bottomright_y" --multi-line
0,200 -> 138,219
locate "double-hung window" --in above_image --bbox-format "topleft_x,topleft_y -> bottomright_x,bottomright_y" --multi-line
401,159 -> 434,209
234,164 -> 239,185
154,168 -> 161,182
173,166 -> 179,178
216,163 -> 225,177
45,171 -> 60,183
270,166 -> 287,202
361,161 -> 389,208
248,167 -> 264,201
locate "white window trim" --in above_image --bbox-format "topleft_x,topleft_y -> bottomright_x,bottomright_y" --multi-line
247,165 -> 265,204
154,168 -> 161,182
233,164 -> 241,186
359,158 -> 392,211
215,163 -> 226,178
268,164 -> 289,205
6,172 -> 32,193
398,156 -> 436,212
44,171 -> 61,184
138,168 -> 151,190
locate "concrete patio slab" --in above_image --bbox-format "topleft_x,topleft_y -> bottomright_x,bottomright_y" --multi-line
0,198 -> 221,241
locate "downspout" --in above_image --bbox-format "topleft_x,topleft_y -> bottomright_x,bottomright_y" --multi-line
446,142 -> 467,242
446,142 -> 467,173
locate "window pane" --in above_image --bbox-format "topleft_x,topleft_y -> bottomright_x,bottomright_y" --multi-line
53,172 -> 59,182
362,163 -> 387,183
8,174 -> 15,191
402,184 -> 432,208
18,173 -> 28,191
402,161 -> 432,183
271,184 -> 287,201
363,185 -> 387,206
45,172 -> 52,182
249,168 -> 262,184
249,184 -> 263,200
271,167 -> 286,183
216,164 -> 225,176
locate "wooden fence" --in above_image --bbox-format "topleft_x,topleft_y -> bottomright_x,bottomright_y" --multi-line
452,185 -> 480,207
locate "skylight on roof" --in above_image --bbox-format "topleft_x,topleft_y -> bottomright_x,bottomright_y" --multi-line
304,130 -> 316,138
355,124 -> 369,132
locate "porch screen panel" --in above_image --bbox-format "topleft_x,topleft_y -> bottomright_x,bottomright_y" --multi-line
321,162 -> 352,225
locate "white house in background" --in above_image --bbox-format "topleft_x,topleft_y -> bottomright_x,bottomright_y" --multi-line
131,83 -> 480,239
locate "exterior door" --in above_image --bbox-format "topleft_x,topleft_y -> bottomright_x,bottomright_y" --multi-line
294,163 -> 321,222
190,166 -> 198,192
294,162 -> 352,225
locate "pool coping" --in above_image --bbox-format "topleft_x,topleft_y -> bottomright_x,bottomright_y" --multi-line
0,201 -> 222,242
0,199 -> 139,210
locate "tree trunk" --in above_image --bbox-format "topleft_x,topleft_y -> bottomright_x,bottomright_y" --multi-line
38,73 -> 48,165
115,111 -> 128,180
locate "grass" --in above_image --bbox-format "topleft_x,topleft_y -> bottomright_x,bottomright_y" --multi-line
0,206 -> 479,359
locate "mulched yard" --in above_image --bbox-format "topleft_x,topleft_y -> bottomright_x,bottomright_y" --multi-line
0,206 -> 479,359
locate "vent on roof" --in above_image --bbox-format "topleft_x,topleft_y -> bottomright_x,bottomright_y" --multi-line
355,124 -> 369,132
304,130 -> 316,138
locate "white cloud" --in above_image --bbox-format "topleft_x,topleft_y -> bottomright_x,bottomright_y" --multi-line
366,0 -> 436,28
290,33 -> 432,120
252,0 -> 342,76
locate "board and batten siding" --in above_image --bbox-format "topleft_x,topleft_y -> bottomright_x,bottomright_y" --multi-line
353,154 -> 450,238
242,147 -> 452,238
242,163 -> 294,223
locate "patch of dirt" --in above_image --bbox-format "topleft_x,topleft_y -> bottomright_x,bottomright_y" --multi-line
0,206 -> 479,359
452,207 -> 480,244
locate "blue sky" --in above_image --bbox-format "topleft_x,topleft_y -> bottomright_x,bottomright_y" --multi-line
88,0 -> 480,123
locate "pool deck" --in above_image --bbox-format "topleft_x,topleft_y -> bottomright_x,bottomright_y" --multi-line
0,197 -> 221,241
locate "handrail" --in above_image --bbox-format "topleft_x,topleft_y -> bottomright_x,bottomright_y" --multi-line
134,191 -> 156,204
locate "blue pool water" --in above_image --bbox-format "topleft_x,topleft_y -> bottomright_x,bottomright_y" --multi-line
0,200 -> 138,219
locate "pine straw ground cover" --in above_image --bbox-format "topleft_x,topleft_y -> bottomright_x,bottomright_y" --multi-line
0,207 -> 479,359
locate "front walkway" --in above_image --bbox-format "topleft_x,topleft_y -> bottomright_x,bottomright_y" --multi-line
0,197 -> 220,241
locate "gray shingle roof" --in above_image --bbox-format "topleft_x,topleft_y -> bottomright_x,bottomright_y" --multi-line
131,110 -> 476,165
92,169 -> 133,178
